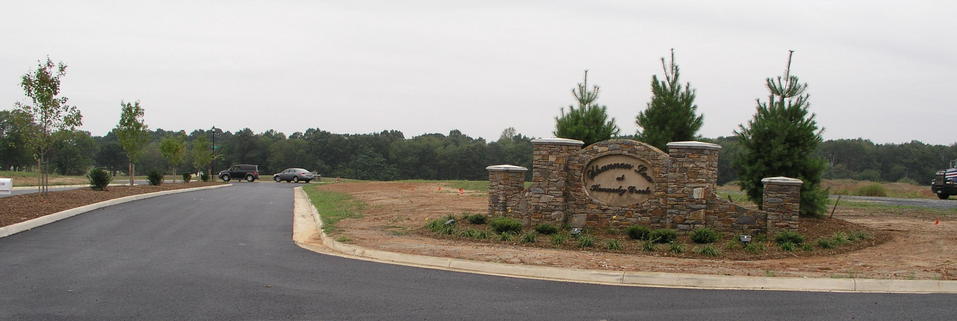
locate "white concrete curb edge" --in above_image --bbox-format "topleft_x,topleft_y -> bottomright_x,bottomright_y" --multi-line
0,184 -> 230,238
292,187 -> 957,294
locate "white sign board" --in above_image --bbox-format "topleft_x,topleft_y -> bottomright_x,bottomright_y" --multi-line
0,178 -> 11,195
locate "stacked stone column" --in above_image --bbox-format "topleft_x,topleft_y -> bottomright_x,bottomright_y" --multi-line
527,138 -> 584,226
762,177 -> 803,234
665,141 -> 721,232
486,165 -> 528,217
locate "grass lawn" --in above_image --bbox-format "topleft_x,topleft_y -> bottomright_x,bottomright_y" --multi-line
302,184 -> 364,234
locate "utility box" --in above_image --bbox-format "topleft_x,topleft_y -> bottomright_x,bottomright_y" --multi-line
0,178 -> 11,195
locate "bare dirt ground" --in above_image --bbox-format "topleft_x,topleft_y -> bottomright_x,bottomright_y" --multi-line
319,181 -> 956,280
0,182 -> 223,228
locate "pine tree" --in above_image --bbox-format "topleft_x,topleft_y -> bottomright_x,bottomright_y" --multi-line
554,70 -> 619,146
734,51 -> 827,217
635,49 -> 703,150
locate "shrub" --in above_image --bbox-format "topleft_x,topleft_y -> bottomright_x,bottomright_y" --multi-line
498,232 -> 515,242
534,224 -> 558,235
466,214 -> 487,225
668,241 -> 685,254
86,168 -> 112,191
625,225 -> 651,240
642,240 -> 657,252
459,229 -> 483,239
744,242 -> 765,254
779,241 -> 797,252
200,172 -> 211,182
697,245 -> 720,257
551,233 -> 568,246
801,243 -> 814,251
426,219 -> 455,235
489,217 -> 523,234
606,239 -> 623,250
577,235 -> 595,248
817,238 -> 836,249
723,240 -> 741,251
832,232 -> 850,245
649,229 -> 677,244
849,231 -> 871,241
147,171 -> 163,185
182,173 -> 192,183
690,227 -> 720,244
774,231 -> 805,245
855,183 -> 887,197
474,230 -> 489,239
520,232 -> 538,244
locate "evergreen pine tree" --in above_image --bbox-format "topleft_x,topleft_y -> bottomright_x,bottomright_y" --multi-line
636,49 -> 703,150
554,70 -> 619,146
734,51 -> 827,217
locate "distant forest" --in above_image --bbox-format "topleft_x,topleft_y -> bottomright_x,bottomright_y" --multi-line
2,112 -> 956,184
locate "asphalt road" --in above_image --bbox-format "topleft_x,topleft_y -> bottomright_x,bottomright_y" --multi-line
0,183 -> 953,320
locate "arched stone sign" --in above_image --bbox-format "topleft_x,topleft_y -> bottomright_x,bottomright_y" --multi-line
582,154 -> 655,207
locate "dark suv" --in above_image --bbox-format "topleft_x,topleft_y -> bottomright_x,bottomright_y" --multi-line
218,164 -> 260,182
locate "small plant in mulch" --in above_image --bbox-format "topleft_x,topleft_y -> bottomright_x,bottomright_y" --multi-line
626,225 -> 651,240
668,241 -> 685,254
744,242 -> 765,254
147,171 -> 163,185
849,231 -> 871,241
641,240 -> 657,252
606,239 -> 623,251
200,172 -> 211,182
723,240 -> 741,251
779,241 -> 797,252
690,227 -> 720,244
520,231 -> 538,244
551,233 -> 568,246
498,231 -> 515,242
534,223 -> 558,235
774,231 -> 805,245
86,167 -> 112,191
465,214 -> 487,224
649,229 -> 677,244
696,245 -> 720,257
577,235 -> 595,248
489,217 -> 523,234
182,173 -> 192,183
831,232 -> 850,246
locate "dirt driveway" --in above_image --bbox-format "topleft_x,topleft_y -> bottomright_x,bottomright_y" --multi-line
321,182 -> 956,280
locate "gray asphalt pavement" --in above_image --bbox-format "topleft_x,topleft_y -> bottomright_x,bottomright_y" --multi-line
0,183 -> 953,320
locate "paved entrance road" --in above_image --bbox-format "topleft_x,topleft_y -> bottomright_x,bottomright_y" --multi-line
0,184 -> 952,320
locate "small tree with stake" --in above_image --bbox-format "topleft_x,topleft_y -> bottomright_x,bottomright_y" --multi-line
116,101 -> 149,186
160,136 -> 186,183
554,70 -> 620,146
636,49 -> 704,150
14,57 -> 83,195
734,50 -> 827,217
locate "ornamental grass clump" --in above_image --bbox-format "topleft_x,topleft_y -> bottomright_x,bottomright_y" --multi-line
774,231 -> 805,245
606,239 -> 623,250
534,224 -> 558,235
577,235 -> 595,248
649,229 -> 677,243
779,241 -> 797,252
520,232 -> 538,244
551,233 -> 568,246
466,214 -> 487,225
744,242 -> 765,254
498,231 -> 515,242
641,240 -> 657,252
668,241 -> 685,254
626,225 -> 651,240
87,167 -> 112,191
690,227 -> 720,244
147,170 -> 163,185
489,217 -> 523,234
697,245 -> 720,257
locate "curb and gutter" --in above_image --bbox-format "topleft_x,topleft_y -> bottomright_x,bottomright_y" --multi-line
0,184 -> 230,238
292,187 -> 957,294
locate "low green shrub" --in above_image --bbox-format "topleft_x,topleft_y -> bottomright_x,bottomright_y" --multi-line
744,242 -> 765,254
641,240 -> 657,252
147,171 -> 163,185
832,232 -> 850,245
779,241 -> 797,252
697,245 -> 720,257
849,231 -> 871,241
855,183 -> 888,197
498,232 -> 515,242
466,214 -> 487,225
426,219 -> 455,235
577,235 -> 595,248
86,167 -> 112,191
474,230 -> 489,239
551,233 -> 568,246
649,229 -> 677,244
817,238 -> 835,249
690,227 -> 720,244
520,232 -> 538,243
626,225 -> 651,240
489,217 -> 523,234
459,229 -> 481,238
200,172 -> 211,182
606,239 -> 623,250
668,241 -> 685,254
534,224 -> 558,235
182,173 -> 192,183
774,231 -> 805,245
801,243 -> 814,251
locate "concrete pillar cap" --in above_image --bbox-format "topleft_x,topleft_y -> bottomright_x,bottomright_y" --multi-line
531,138 -> 585,146
486,165 -> 528,172
666,141 -> 722,150
761,176 -> 804,185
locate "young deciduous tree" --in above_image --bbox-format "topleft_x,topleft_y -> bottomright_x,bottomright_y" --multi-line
734,51 -> 827,217
116,101 -> 149,185
160,136 -> 186,182
635,49 -> 704,150
190,134 -> 217,179
554,70 -> 619,146
14,57 -> 83,194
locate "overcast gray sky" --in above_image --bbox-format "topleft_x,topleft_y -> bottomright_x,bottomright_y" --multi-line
2,0 -> 955,144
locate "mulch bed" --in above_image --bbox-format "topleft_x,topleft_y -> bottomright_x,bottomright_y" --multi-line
0,182 -> 223,228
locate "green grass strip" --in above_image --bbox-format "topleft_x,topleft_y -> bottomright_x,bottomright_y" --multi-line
303,185 -> 365,234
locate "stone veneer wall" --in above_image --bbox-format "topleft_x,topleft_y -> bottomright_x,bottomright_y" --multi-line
762,177 -> 803,234
523,138 -> 583,225
486,165 -> 528,217
665,142 -> 720,232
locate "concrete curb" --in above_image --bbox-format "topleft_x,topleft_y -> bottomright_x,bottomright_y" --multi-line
0,184 -> 230,238
292,187 -> 957,293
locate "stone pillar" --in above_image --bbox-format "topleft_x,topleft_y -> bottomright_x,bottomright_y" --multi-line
528,138 -> 584,226
762,177 -> 803,234
665,141 -> 721,232
486,165 -> 528,217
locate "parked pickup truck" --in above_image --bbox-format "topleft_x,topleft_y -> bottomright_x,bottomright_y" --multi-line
931,161 -> 957,199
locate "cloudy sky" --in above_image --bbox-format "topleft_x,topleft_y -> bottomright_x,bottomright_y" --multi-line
1,0 -> 955,144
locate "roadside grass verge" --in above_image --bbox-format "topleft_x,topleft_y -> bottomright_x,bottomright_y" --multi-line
303,185 -> 365,234
398,179 -> 531,193
831,199 -> 957,215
